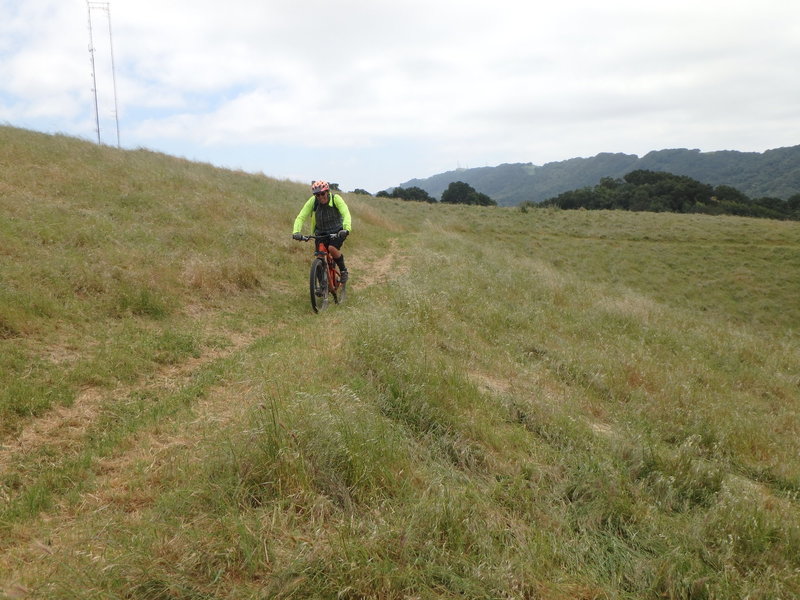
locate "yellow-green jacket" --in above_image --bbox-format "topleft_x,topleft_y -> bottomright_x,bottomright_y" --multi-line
292,193 -> 351,235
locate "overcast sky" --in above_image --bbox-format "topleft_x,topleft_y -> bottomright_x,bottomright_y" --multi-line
2,0 -> 799,193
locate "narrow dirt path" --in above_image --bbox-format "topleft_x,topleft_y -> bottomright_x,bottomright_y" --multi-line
1,240 -> 410,592
347,237 -> 408,289
1,238 -> 408,477
0,328 -> 258,475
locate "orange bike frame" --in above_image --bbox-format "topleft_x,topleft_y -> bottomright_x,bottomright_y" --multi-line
315,241 -> 339,292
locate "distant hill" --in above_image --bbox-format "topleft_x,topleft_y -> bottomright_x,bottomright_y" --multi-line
397,146 -> 800,206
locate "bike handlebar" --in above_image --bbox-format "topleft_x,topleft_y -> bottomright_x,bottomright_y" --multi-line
296,232 -> 345,242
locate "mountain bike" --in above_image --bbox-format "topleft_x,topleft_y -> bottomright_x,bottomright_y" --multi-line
299,233 -> 346,313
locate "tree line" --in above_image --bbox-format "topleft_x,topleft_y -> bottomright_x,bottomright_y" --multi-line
528,170 -> 800,221
359,170 -> 799,220
394,146 -> 800,206
373,181 -> 497,206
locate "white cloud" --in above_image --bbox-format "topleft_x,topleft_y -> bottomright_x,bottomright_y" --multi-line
2,0 -> 799,191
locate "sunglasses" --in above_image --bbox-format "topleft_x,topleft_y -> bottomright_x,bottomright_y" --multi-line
314,191 -> 327,197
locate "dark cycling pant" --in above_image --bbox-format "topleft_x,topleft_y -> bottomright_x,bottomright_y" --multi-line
317,232 -> 345,251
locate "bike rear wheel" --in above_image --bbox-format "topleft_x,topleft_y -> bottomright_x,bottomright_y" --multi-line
310,258 -> 328,313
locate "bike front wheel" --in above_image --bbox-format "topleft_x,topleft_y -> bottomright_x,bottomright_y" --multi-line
310,258 -> 329,313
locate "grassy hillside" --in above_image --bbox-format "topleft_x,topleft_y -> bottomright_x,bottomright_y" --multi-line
1,126 -> 799,599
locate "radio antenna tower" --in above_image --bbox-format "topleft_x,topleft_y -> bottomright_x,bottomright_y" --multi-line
87,1 -> 120,147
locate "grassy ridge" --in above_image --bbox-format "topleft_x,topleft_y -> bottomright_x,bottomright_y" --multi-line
1,126 -> 799,599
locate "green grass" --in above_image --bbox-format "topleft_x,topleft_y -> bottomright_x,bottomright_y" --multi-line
1,125 -> 799,599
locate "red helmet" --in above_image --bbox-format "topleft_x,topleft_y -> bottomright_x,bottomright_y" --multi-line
311,180 -> 330,194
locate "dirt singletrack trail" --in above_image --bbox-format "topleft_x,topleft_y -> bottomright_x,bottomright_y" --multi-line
347,237 -> 408,290
0,327 -> 260,475
0,238 -> 408,476
1,239 -> 411,591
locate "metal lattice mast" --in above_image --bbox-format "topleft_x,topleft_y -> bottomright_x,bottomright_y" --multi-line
87,2 -> 120,147
87,2 -> 101,144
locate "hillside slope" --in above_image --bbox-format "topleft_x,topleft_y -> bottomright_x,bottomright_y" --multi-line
400,145 -> 800,205
2,126 -> 799,599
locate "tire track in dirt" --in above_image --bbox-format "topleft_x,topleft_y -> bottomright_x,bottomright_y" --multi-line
0,325 -> 270,590
1,240 -> 407,513
0,326 -> 260,477
1,240 -> 410,592
347,237 -> 408,290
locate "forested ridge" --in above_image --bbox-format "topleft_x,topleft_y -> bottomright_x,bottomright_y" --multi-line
398,145 -> 800,206
533,170 -> 800,221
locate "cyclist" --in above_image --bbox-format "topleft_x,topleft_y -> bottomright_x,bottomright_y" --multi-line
292,180 -> 351,282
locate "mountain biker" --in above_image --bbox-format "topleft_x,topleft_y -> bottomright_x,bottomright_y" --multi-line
292,180 -> 351,282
